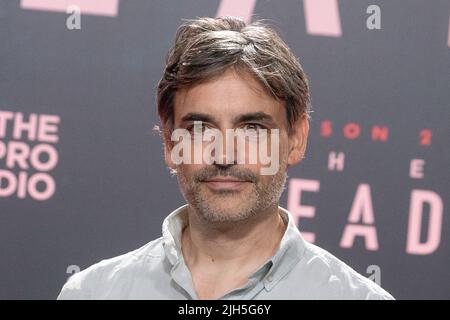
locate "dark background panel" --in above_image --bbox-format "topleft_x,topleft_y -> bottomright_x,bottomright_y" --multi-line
0,0 -> 448,299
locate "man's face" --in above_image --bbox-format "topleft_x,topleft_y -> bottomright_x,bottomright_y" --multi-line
164,68 -> 308,223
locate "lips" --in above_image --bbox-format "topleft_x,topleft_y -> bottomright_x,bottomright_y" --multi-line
204,176 -> 247,183
202,176 -> 251,191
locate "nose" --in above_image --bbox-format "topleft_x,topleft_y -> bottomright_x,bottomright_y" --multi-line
206,129 -> 238,167
213,149 -> 237,169
213,159 -> 237,170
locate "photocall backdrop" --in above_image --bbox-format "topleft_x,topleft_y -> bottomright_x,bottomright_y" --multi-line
0,0 -> 449,299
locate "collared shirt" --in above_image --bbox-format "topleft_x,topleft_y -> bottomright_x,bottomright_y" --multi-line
57,204 -> 394,300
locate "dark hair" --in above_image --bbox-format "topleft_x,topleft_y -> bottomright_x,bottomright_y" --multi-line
157,16 -> 311,137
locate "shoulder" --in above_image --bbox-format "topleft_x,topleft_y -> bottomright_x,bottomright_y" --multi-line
57,237 -> 165,300
297,241 -> 394,300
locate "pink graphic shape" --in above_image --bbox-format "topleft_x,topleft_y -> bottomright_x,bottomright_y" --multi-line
303,0 -> 342,37
340,225 -> 379,251
406,190 -> 443,255
287,178 -> 319,243
448,10 -> 450,48
20,0 -> 119,17
216,0 -> 257,24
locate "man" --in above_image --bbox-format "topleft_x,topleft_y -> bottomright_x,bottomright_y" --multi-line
58,16 -> 394,300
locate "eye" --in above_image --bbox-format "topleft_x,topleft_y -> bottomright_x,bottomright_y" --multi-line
186,122 -> 207,133
242,123 -> 265,131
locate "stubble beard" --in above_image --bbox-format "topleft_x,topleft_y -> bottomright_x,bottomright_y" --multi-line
176,162 -> 288,223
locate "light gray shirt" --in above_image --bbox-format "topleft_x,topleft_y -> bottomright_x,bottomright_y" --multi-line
57,204 -> 394,300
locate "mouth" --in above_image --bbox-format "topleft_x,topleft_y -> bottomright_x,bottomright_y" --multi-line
202,176 -> 251,191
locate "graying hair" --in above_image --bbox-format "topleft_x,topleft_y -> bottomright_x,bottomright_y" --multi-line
156,16 -> 311,138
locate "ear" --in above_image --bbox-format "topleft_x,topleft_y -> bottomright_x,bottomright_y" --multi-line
287,113 -> 309,166
162,125 -> 177,173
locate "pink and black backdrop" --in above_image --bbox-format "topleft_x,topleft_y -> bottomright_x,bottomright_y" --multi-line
0,0 -> 449,299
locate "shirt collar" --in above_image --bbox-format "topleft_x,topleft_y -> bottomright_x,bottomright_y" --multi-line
161,204 -> 189,266
162,204 -> 307,290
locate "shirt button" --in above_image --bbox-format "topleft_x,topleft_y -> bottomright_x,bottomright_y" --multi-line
266,274 -> 273,282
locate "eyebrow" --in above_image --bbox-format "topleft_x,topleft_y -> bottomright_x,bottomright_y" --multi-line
233,112 -> 276,125
180,112 -> 216,124
180,111 -> 277,126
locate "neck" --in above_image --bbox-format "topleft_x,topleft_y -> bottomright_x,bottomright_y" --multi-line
181,203 -> 286,270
